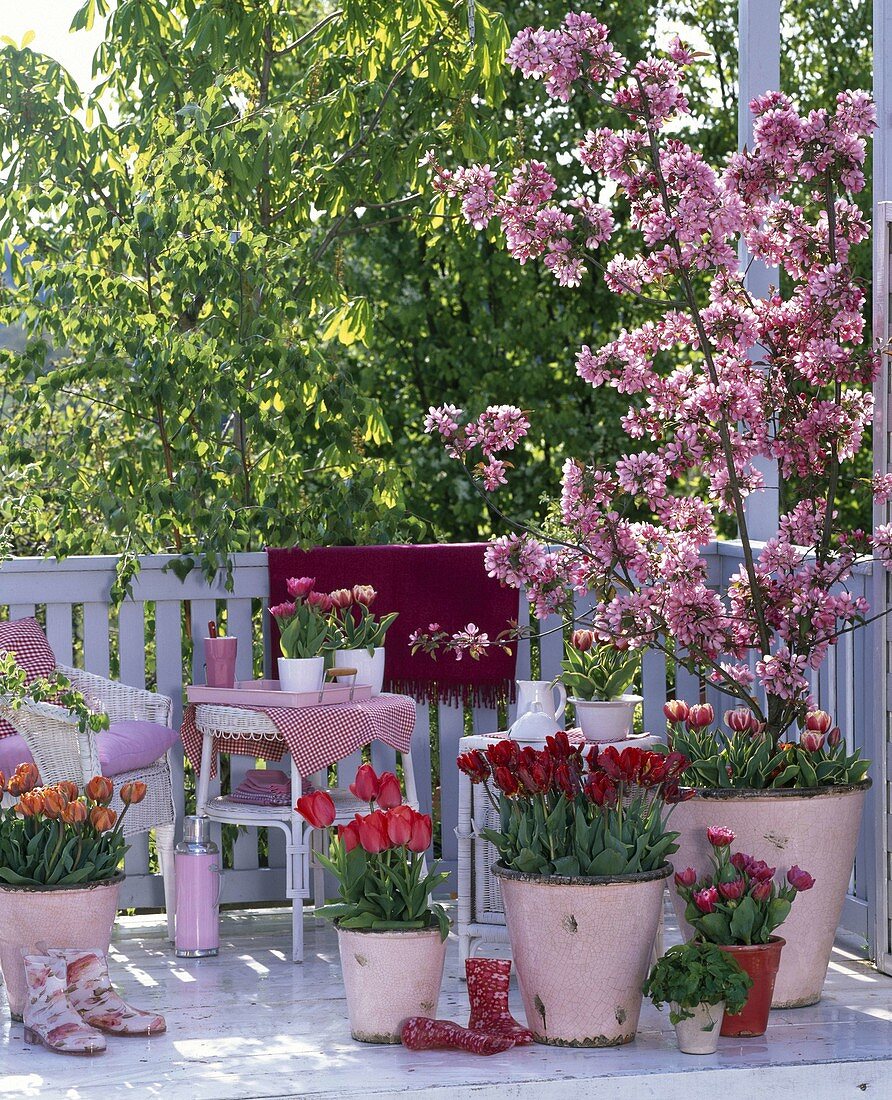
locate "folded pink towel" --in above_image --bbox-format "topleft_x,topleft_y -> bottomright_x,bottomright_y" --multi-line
225,768 -> 292,806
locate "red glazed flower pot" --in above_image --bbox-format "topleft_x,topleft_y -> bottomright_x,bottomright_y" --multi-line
717,937 -> 785,1038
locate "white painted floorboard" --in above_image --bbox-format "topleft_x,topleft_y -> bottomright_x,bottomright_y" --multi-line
2,905 -> 892,1099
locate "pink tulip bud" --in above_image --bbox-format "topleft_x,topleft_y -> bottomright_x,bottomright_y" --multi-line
804,710 -> 832,734
718,877 -> 746,900
827,726 -> 842,748
750,880 -> 772,902
306,591 -> 334,612
663,699 -> 689,723
674,867 -> 697,889
800,729 -> 825,753
693,886 -> 719,914
686,703 -> 714,729
286,576 -> 316,599
725,707 -> 758,733
706,826 -> 735,847
571,629 -> 594,653
353,585 -> 377,607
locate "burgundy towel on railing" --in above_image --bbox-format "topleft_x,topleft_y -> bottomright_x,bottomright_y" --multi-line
266,544 -> 519,707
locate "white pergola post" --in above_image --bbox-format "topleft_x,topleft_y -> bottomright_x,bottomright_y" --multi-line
738,0 -> 781,540
872,0 -> 892,976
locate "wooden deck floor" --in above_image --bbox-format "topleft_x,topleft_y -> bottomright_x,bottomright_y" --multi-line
2,905 -> 892,1099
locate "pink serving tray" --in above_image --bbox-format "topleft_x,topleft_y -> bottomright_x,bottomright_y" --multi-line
186,679 -> 373,708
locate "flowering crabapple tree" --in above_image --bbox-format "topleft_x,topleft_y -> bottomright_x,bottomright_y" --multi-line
421,11 -> 890,744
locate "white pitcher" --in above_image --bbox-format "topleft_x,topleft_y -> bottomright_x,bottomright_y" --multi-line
515,680 -> 567,726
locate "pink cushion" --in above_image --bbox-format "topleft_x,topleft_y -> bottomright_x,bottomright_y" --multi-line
98,721 -> 180,778
0,733 -> 35,779
0,617 -> 57,738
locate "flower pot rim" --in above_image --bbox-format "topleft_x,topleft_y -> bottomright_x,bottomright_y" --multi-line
0,871 -> 125,894
568,693 -> 643,706
334,921 -> 444,939
684,779 -> 871,800
493,859 -> 672,887
714,935 -> 786,951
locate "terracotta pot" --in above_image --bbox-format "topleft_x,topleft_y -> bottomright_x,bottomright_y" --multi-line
337,925 -> 446,1043
717,938 -> 784,1037
0,874 -> 122,1020
334,648 -> 385,696
494,861 -> 671,1047
570,695 -> 642,742
673,1000 -> 725,1054
669,782 -> 868,1007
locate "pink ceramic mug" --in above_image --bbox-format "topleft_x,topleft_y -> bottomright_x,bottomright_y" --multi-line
204,636 -> 237,688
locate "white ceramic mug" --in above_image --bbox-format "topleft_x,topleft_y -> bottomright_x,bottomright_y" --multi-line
515,679 -> 567,723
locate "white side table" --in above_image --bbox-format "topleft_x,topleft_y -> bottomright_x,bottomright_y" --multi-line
455,732 -> 662,965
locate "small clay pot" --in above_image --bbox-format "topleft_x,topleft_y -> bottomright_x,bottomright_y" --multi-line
717,937 -> 785,1037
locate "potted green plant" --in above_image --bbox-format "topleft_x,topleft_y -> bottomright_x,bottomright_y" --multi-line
269,576 -> 334,693
295,763 -> 448,1044
458,735 -> 690,1046
560,629 -> 641,741
673,827 -> 816,1037
328,585 -> 398,696
0,762 -> 146,1020
663,701 -> 866,1008
643,941 -> 752,1054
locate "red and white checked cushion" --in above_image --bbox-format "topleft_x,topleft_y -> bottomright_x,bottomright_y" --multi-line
0,617 -> 57,738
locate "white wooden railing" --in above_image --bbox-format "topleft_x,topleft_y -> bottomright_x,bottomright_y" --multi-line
0,547 -> 875,940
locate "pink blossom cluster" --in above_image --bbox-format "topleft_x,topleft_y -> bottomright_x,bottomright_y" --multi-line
423,14 -> 884,734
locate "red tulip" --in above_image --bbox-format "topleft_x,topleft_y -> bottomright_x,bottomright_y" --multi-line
86,776 -> 114,805
62,800 -> 88,825
571,629 -> 594,652
804,710 -> 832,734
718,877 -> 746,900
337,820 -> 361,852
357,811 -> 391,853
827,725 -> 842,748
750,880 -> 772,902
674,867 -> 697,888
385,806 -> 414,846
376,772 -> 402,810
457,750 -> 489,783
286,576 -> 315,599
746,858 -> 776,883
800,729 -> 825,753
787,865 -> 816,892
485,740 -> 519,768
663,699 -> 690,724
693,886 -> 719,914
296,790 -> 336,829
349,764 -> 380,803
706,826 -> 735,847
583,771 -> 617,806
407,811 -> 433,853
686,703 -> 714,729
352,585 -> 377,607
120,781 -> 147,805
493,766 -> 521,797
90,805 -> 117,832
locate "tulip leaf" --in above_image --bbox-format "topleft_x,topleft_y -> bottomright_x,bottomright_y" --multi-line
729,896 -> 756,944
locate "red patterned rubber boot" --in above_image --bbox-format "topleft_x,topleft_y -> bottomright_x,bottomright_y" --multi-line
465,958 -> 534,1045
401,1017 -> 515,1055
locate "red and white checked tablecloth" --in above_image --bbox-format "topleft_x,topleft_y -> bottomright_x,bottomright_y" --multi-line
180,695 -> 416,778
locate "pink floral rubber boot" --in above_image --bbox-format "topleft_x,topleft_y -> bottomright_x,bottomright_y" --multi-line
49,948 -> 166,1036
466,958 -> 534,1045
22,954 -> 106,1055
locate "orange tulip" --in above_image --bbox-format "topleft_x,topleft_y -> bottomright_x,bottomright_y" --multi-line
17,791 -> 45,817
86,776 -> 114,804
42,788 -> 67,819
62,800 -> 88,825
0,769 -> 5,796
120,781 -> 147,805
89,805 -> 117,832
9,762 -> 39,794
56,780 -> 79,802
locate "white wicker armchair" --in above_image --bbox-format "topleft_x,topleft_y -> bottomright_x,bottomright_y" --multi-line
0,665 -> 177,939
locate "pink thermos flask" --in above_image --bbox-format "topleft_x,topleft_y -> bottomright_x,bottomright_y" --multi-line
175,815 -> 222,957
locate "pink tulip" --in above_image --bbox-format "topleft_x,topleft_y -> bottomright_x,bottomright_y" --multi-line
828,725 -> 842,748
693,886 -> 719,914
353,584 -> 377,607
663,699 -> 689,723
686,703 -> 714,729
286,577 -> 316,599
329,588 -> 353,609
750,880 -> 772,902
804,710 -> 833,734
787,865 -> 816,891
725,707 -> 758,733
571,629 -> 594,652
674,867 -> 697,888
706,826 -> 735,847
718,877 -> 746,900
800,729 -> 825,753
306,591 -> 333,612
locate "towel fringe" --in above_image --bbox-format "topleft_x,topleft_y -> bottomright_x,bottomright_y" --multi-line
385,677 -> 515,711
